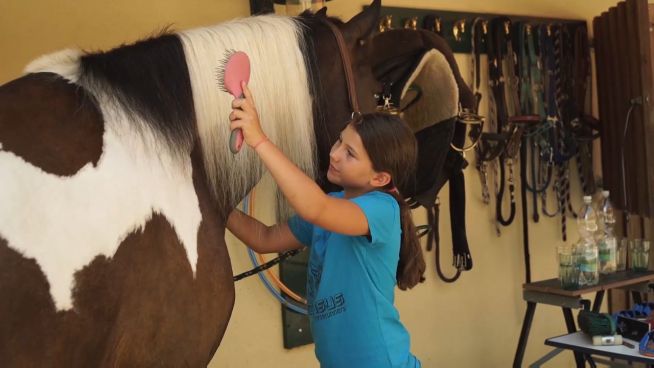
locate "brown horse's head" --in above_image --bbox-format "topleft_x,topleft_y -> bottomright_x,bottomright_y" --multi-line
298,1 -> 382,192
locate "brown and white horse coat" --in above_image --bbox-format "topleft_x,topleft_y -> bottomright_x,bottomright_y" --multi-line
0,13 -> 346,366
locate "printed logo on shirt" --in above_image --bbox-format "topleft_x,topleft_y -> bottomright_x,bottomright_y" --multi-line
309,293 -> 346,320
307,263 -> 322,300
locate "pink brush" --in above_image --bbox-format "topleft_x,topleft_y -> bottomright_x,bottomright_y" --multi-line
217,50 -> 251,154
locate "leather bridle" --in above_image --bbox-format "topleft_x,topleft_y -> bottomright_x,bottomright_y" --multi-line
320,18 -> 362,118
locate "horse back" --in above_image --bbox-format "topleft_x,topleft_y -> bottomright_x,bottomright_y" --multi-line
0,73 -> 104,176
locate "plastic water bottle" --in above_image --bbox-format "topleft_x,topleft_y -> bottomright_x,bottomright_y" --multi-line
575,195 -> 599,286
597,190 -> 617,274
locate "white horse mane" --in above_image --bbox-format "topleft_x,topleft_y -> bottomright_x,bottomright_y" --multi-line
179,15 -> 316,216
26,15 -> 316,218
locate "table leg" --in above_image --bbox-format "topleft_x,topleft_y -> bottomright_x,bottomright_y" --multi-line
632,290 -> 643,304
514,302 -> 537,368
563,307 -> 586,368
592,291 -> 605,313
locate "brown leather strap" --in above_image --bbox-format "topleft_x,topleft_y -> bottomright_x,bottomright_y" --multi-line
320,18 -> 361,115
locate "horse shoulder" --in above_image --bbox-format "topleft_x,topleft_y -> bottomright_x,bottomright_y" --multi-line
0,72 -> 104,176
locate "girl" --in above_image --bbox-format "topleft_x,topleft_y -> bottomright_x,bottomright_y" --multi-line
227,81 -> 425,368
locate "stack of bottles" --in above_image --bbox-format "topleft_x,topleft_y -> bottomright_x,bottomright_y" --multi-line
597,190 -> 618,275
558,191 -> 618,289
575,195 -> 600,287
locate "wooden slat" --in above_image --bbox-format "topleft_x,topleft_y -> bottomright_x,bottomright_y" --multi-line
607,9 -> 626,209
602,11 -> 619,205
631,0 -> 654,216
618,2 -> 641,215
627,0 -> 651,216
593,17 -> 611,196
598,13 -> 617,203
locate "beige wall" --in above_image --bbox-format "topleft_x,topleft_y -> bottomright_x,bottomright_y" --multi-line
0,1 -> 619,367
0,0 -> 249,83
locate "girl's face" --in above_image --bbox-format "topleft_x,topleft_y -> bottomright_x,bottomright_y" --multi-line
327,124 -> 387,196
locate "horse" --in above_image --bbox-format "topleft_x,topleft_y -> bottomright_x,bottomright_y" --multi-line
0,0 -> 476,365
0,2 -> 381,366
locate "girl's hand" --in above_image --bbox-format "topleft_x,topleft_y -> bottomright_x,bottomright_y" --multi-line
230,81 -> 267,148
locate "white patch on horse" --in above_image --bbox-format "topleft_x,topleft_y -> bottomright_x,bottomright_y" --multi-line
1,56 -> 202,311
25,49 -> 83,81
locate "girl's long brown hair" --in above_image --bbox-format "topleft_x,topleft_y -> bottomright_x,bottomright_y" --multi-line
351,113 -> 426,290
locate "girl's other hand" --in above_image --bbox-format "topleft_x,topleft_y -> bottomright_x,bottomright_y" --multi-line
230,81 -> 267,148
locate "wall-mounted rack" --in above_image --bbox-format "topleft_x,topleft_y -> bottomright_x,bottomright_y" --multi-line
372,6 -> 586,54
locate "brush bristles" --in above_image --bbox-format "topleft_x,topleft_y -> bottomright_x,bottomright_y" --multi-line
215,49 -> 237,93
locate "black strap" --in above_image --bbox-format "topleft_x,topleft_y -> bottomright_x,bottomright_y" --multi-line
489,18 -> 518,228
520,130 -> 532,283
429,202 -> 462,283
233,249 -> 302,281
450,168 -> 473,271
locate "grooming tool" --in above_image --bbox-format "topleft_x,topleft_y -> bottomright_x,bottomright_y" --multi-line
578,302 -> 616,337
216,50 -> 251,154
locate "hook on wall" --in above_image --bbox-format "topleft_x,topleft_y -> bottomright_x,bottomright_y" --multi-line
421,14 -> 442,35
404,16 -> 418,30
453,19 -> 466,42
372,6 -> 586,54
378,14 -> 393,32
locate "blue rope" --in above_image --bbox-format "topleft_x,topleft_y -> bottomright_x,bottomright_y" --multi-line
242,195 -> 308,315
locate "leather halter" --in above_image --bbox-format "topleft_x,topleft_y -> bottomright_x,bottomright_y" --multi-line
320,18 -> 361,117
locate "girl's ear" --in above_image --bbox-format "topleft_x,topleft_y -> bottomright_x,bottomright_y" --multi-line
370,171 -> 392,188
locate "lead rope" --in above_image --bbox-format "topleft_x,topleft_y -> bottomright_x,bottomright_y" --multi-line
553,24 -> 576,241
494,18 -> 517,228
539,24 -> 562,220
471,18 -> 491,205
486,19 -> 502,236
572,25 -> 595,196
553,24 -> 568,241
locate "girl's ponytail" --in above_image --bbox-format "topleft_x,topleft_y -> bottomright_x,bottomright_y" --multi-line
350,112 -> 425,290
388,189 -> 425,290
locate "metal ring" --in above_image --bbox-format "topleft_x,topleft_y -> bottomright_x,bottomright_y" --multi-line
451,118 -> 485,153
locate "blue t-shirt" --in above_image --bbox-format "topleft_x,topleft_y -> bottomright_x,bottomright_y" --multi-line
288,190 -> 421,368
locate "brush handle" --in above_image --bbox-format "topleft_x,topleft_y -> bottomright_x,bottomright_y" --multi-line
229,128 -> 244,154
229,91 -> 245,154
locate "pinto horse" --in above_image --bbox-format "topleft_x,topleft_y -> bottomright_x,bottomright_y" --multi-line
0,3 -> 381,366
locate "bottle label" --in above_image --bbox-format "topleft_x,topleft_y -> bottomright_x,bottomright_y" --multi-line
579,257 -> 598,272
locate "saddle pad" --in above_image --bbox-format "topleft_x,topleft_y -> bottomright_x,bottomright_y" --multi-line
400,48 -> 459,133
